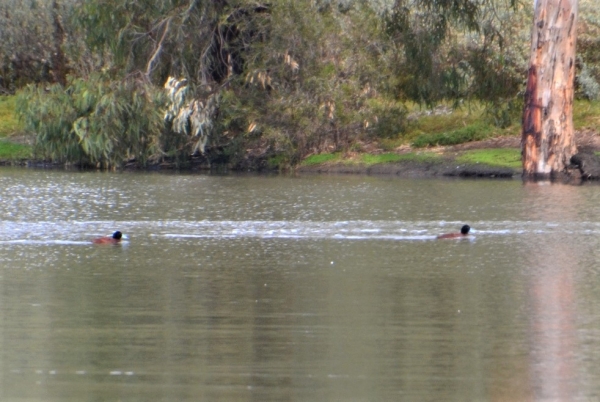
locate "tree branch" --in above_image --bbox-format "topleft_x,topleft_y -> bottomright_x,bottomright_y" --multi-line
145,17 -> 172,78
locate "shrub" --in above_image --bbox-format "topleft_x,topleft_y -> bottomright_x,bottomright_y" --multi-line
577,61 -> 600,100
366,100 -> 408,139
16,73 -> 167,167
411,123 -> 491,148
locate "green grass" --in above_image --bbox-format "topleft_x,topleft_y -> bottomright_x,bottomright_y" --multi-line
407,103 -> 483,131
361,153 -> 404,164
400,99 -> 600,150
411,122 -> 496,148
301,153 -> 342,166
300,149 -> 520,169
294,99 -> 600,170
404,99 -> 600,150
361,152 -> 441,165
0,140 -> 31,159
0,95 -> 21,137
456,148 -> 522,169
0,95 -> 31,160
390,101 -> 521,150
301,151 -> 442,167
574,99 -> 600,129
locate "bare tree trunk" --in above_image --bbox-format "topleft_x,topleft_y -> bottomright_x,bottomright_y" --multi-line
521,0 -> 578,179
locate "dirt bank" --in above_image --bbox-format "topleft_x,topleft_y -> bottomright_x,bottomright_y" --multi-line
297,129 -> 600,179
296,157 -> 518,178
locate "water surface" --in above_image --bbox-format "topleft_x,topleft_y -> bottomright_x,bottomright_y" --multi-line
1,169 -> 600,401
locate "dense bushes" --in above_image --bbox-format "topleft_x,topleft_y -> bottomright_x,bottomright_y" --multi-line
16,74 -> 167,167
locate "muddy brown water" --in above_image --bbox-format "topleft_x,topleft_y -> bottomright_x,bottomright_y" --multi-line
1,168 -> 600,401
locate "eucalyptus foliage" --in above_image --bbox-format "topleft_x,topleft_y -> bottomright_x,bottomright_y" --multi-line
0,0 -> 55,92
16,74 -> 166,167
578,62 -> 600,100
577,0 -> 600,100
164,77 -> 217,154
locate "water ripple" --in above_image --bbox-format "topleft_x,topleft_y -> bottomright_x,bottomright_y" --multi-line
0,219 -> 598,243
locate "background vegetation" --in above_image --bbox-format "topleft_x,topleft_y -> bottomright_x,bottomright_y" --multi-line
0,0 -> 599,168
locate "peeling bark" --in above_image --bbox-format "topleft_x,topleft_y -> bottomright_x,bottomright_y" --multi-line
521,0 -> 578,179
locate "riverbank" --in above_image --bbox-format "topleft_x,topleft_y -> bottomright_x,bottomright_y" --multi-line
2,94 -> 600,178
298,129 -> 600,179
3,129 -> 600,179
297,157 -> 518,178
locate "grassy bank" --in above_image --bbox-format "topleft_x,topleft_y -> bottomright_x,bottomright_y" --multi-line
302,99 -> 600,171
0,96 -> 31,162
301,151 -> 443,167
0,96 -> 21,137
0,140 -> 30,160
301,148 -> 522,171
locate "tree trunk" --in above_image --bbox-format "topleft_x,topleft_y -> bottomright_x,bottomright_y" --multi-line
521,0 -> 578,179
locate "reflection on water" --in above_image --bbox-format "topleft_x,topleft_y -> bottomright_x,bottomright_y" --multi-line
523,183 -> 580,401
2,169 -> 600,400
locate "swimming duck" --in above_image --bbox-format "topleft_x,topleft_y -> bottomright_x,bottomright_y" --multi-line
92,231 -> 123,245
437,225 -> 470,239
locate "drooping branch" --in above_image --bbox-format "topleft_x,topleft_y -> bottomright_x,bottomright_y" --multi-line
145,17 -> 172,79
164,77 -> 219,154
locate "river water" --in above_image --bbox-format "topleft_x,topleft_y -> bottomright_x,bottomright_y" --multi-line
1,168 -> 600,401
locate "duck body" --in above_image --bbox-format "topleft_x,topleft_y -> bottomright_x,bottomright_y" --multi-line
92,231 -> 123,245
436,225 -> 470,239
